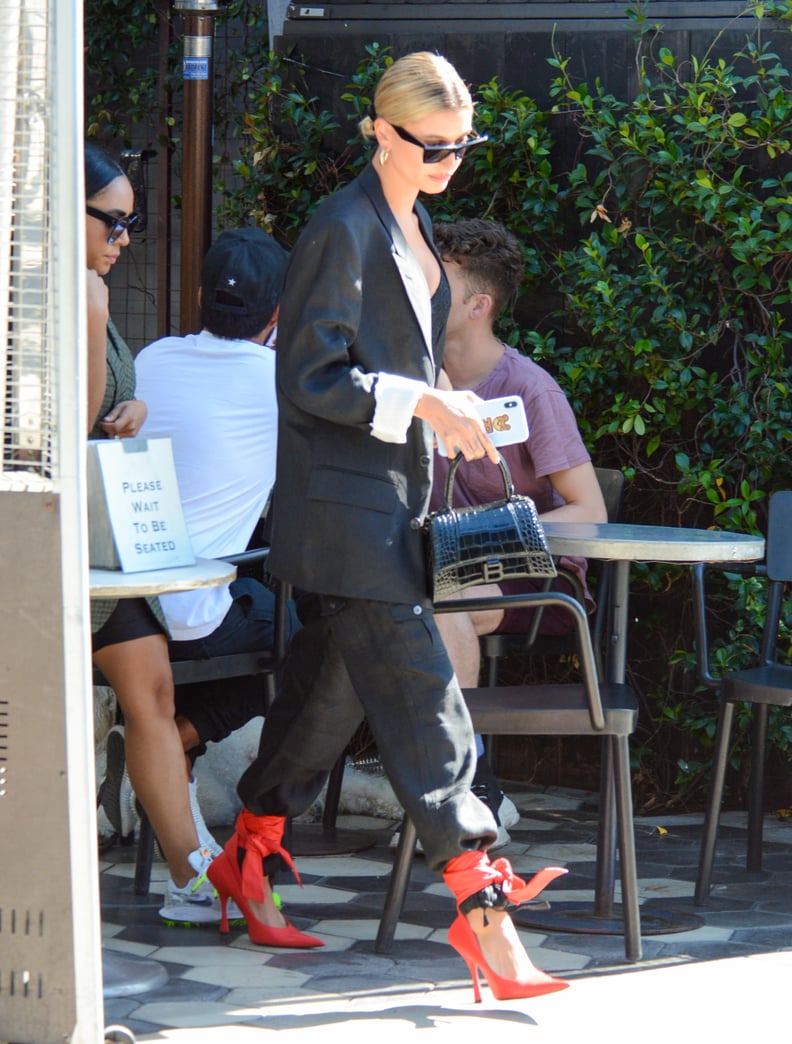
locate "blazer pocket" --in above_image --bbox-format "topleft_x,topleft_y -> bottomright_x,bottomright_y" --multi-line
308,465 -> 397,515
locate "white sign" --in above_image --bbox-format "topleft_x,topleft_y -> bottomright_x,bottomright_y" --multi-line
87,437 -> 195,572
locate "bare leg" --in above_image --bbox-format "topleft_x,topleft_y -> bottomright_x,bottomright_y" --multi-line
434,582 -> 505,687
94,633 -> 199,886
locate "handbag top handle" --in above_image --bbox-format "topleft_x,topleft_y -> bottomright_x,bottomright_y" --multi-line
443,451 -> 515,509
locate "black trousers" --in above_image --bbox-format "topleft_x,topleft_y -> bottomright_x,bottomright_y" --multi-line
237,594 -> 497,873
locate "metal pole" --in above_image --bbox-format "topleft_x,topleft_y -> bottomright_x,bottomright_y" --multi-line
174,0 -> 218,334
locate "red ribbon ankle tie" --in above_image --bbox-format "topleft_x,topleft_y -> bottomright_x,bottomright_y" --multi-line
236,810 -> 302,902
443,850 -> 568,907
443,850 -> 502,905
489,858 -> 568,904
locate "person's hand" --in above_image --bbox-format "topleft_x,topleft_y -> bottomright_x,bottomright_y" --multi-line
100,398 -> 147,438
414,387 -> 499,464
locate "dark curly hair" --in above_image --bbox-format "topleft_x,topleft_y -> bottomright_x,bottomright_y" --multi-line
432,218 -> 524,318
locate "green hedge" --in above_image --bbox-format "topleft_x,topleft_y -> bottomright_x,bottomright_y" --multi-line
87,1 -> 792,809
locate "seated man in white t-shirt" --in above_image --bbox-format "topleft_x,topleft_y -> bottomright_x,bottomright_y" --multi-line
133,228 -> 299,922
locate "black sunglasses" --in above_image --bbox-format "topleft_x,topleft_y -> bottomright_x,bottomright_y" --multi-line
86,205 -> 141,244
390,124 -> 489,164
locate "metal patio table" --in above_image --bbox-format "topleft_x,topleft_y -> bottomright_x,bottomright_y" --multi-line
515,521 -> 765,937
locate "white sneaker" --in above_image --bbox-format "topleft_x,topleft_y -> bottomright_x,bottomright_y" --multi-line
158,846 -> 243,927
488,822 -> 513,852
484,795 -> 517,851
498,794 -> 520,830
485,793 -> 519,849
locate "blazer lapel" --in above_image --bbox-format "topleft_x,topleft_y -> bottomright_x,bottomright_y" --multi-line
359,165 -> 435,362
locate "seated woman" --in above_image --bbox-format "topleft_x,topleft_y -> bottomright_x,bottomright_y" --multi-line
85,142 -> 224,925
430,219 -> 607,843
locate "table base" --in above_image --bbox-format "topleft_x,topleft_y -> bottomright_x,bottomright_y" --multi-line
514,899 -> 704,937
289,823 -> 379,857
103,950 -> 168,998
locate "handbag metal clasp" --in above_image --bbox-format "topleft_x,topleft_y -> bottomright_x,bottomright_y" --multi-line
481,560 -> 506,583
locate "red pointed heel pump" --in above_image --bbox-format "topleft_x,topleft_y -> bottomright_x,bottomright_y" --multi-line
207,833 -> 323,949
444,855 -> 570,1003
448,914 -> 568,1002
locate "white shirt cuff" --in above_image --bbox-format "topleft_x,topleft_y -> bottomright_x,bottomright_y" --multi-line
370,372 -> 428,443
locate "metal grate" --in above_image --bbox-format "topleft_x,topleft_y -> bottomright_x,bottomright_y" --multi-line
0,1 -> 56,488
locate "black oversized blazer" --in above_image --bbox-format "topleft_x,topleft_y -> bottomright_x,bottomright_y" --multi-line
267,163 -> 446,605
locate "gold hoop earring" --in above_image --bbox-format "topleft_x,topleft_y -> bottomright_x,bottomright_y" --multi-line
379,149 -> 389,166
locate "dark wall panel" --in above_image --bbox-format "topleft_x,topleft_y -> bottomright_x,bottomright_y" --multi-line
277,3 -> 787,111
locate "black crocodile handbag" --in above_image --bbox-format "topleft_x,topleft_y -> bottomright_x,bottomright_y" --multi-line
423,452 -> 556,600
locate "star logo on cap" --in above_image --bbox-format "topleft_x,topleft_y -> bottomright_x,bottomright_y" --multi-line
227,277 -> 237,287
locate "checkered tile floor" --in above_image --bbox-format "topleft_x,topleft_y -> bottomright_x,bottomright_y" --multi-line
99,783 -> 792,1041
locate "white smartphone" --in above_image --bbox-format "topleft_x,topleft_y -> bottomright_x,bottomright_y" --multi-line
437,395 -> 530,456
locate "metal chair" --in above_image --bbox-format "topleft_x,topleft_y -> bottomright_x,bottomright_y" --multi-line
480,466 -> 625,686
323,469 -> 627,831
693,490 -> 792,904
375,589 -> 642,961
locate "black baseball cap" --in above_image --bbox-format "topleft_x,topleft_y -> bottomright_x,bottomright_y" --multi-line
201,228 -> 289,317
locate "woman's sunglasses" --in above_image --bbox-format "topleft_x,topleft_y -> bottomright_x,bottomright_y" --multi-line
86,205 -> 141,245
390,124 -> 489,164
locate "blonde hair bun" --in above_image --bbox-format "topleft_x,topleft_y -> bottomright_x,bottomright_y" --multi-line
359,51 -> 472,141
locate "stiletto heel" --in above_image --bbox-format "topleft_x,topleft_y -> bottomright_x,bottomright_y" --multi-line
448,914 -> 568,1002
207,826 -> 323,949
217,891 -> 230,935
463,955 -> 482,1003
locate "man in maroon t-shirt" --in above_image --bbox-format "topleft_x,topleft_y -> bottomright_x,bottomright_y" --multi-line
432,219 -> 607,845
